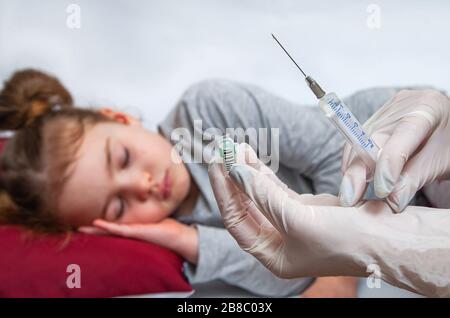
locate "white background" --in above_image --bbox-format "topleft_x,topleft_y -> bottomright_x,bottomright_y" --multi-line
1,0 -> 449,130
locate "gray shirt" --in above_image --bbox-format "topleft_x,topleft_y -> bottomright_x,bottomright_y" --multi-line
158,79 -> 426,297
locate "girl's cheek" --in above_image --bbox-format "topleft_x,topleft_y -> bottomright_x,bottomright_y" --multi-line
137,204 -> 167,223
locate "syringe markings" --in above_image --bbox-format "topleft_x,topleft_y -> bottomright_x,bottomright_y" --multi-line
328,100 -> 374,150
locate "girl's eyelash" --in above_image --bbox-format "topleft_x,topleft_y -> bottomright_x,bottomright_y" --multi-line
114,147 -> 129,220
116,198 -> 125,220
122,147 -> 130,168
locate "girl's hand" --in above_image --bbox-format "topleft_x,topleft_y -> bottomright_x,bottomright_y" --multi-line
80,218 -> 199,264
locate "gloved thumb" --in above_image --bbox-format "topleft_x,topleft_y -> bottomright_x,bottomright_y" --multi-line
339,155 -> 369,207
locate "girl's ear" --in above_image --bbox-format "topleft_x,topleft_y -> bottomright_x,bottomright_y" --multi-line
99,108 -> 142,127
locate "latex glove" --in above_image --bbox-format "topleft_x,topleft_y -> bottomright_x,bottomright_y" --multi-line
208,144 -> 450,297
339,89 -> 450,212
209,143 -> 370,279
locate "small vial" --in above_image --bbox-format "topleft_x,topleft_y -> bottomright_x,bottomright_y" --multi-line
218,135 -> 237,173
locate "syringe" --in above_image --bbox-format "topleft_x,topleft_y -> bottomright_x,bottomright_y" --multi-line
271,34 -> 380,178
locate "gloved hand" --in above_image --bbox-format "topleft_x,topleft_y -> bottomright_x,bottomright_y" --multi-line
208,143 -> 450,297
209,143 -> 371,279
339,89 -> 450,212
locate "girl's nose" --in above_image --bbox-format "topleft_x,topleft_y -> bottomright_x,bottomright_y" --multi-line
136,172 -> 156,201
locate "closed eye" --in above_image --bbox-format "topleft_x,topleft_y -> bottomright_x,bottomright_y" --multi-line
115,198 -> 126,220
122,147 -> 130,168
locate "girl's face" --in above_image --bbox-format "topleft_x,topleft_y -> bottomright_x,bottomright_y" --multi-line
57,110 -> 192,228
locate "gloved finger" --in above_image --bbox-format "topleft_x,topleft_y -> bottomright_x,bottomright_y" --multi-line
208,157 -> 276,248
243,223 -> 285,276
236,143 -> 289,190
235,143 -> 260,168
229,165 -> 341,239
340,129 -> 386,207
374,110 -> 437,198
339,154 -> 369,207
235,143 -> 339,207
386,135 -> 442,213
360,91 -> 402,132
234,143 -> 341,208
227,148 -> 272,227
234,144 -> 290,224
341,142 -> 354,174
229,164 -> 318,236
385,175 -> 417,213
235,142 -> 273,175
229,164 -> 287,234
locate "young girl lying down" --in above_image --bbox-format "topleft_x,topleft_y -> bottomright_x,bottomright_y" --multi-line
0,69 -> 429,297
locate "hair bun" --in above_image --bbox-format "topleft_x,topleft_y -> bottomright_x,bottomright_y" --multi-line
0,69 -> 73,130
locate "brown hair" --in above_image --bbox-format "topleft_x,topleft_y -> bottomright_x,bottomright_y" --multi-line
0,69 -> 112,233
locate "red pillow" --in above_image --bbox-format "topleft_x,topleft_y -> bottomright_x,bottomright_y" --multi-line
0,226 -> 192,297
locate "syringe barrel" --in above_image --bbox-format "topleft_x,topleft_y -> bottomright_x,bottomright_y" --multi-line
318,92 -> 380,178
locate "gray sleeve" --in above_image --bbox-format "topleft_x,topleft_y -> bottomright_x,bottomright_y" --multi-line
184,225 -> 313,297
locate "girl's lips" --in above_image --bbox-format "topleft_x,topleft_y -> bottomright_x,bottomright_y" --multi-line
160,169 -> 172,200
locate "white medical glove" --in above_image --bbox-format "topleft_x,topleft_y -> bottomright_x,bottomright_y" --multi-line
339,89 -> 450,213
209,144 -> 367,279
208,143 -> 450,297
